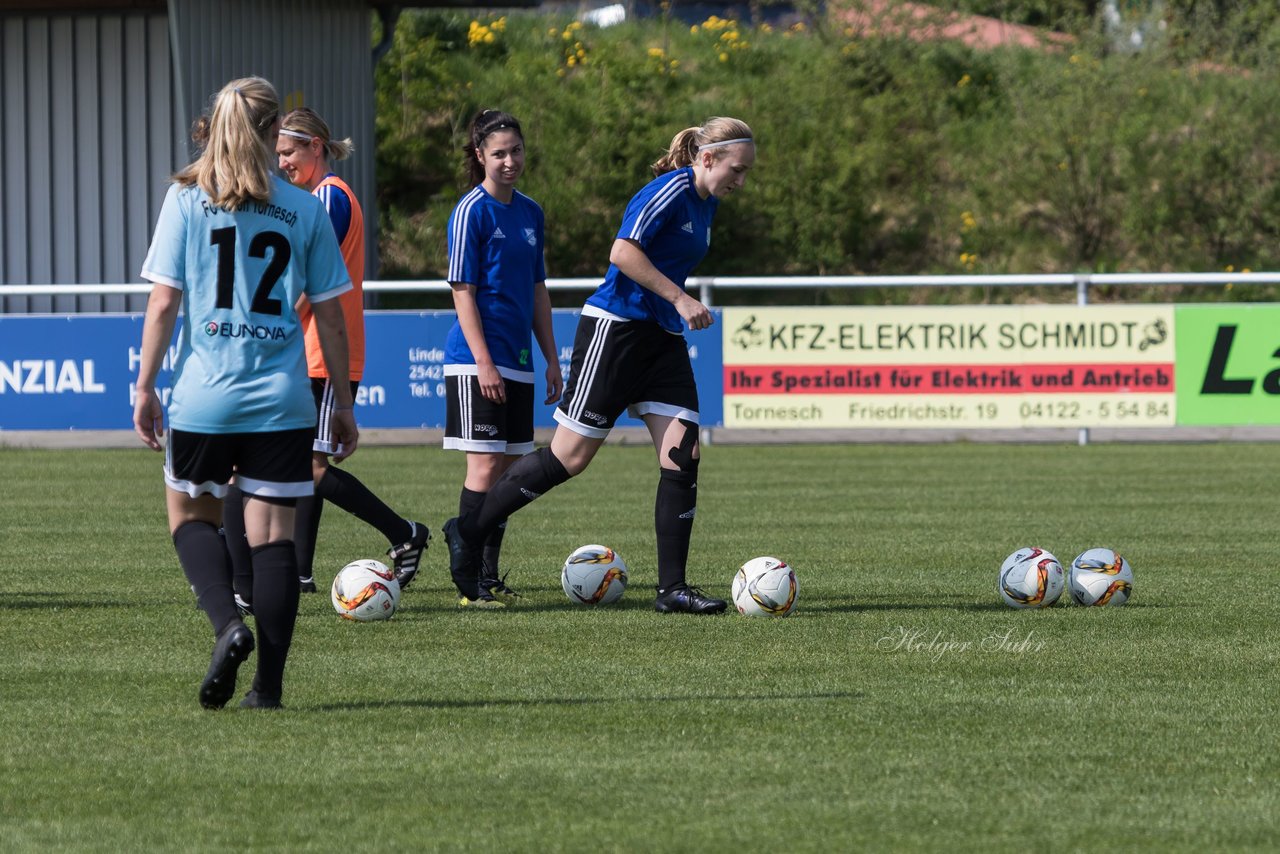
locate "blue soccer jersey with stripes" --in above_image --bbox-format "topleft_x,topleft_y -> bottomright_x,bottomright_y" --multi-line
585,166 -> 718,333
445,186 -> 546,380
140,174 -> 352,433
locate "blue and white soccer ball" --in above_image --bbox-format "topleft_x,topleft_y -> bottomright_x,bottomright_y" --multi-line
1068,548 -> 1134,607
561,545 -> 628,605
331,559 -> 400,621
998,547 -> 1065,609
732,556 -> 798,617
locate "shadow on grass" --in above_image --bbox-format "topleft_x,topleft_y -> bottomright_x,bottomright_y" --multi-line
311,690 -> 861,712
803,596 -> 1164,613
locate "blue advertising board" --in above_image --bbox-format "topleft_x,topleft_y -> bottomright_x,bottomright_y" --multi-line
0,311 -> 724,431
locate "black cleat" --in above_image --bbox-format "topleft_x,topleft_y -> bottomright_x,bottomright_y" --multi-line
480,563 -> 521,604
654,585 -> 728,615
199,621 -> 255,709
299,576 -> 317,594
389,521 -> 431,590
442,517 -> 483,599
240,690 -> 283,710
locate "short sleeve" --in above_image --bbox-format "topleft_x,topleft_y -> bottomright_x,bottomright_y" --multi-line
447,194 -> 485,285
303,199 -> 353,303
140,184 -> 188,289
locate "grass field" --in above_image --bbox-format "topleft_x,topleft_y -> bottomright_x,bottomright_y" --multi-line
2,441 -> 1278,851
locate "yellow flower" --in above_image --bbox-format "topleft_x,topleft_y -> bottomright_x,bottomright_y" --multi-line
557,68 -> 566,77
957,74 -> 971,88
483,31 -> 494,44
649,47 -> 665,57
670,59 -> 679,68
548,27 -> 558,36
690,25 -> 699,34
761,23 -> 773,33
576,48 -> 585,58
567,55 -> 577,67
1224,264 -> 1235,272
1242,267 -> 1252,273
719,52 -> 729,62
961,211 -> 977,231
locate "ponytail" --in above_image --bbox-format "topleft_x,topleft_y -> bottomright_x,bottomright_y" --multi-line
280,107 -> 354,162
651,117 -> 754,176
174,76 -> 279,209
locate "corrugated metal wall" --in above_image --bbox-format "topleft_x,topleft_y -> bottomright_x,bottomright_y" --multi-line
0,9 -> 180,312
0,0 -> 376,312
169,0 -> 377,285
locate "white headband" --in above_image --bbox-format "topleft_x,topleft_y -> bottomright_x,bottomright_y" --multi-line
697,137 -> 754,152
279,128 -> 315,142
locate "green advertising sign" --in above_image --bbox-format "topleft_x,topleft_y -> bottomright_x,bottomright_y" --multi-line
1176,305 -> 1280,425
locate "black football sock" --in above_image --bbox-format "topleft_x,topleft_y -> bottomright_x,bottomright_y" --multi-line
317,466 -> 412,545
482,519 -> 509,583
460,447 -> 570,542
173,520 -> 240,636
654,468 -> 698,591
249,541 -> 299,700
222,487 -> 254,606
293,494 -> 324,580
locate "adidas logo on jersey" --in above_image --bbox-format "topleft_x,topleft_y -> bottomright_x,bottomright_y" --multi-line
493,227 -> 506,239
681,221 -> 694,234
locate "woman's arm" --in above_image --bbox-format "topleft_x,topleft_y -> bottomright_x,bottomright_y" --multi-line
451,283 -> 506,403
132,284 -> 183,451
609,238 -> 714,331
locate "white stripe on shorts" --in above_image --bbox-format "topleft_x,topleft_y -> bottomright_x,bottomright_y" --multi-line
567,316 -> 612,424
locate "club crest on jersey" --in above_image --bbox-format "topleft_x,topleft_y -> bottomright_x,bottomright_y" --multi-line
524,228 -> 536,247
492,227 -> 506,239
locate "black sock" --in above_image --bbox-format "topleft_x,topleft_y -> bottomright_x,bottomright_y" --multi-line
294,494 -> 324,580
173,520 -> 239,636
222,487 -> 254,606
249,541 -> 299,700
655,468 -> 697,591
482,520 -> 508,583
317,466 -> 412,546
460,447 -> 570,541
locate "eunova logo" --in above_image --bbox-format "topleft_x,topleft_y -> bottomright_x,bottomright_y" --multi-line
204,321 -> 287,340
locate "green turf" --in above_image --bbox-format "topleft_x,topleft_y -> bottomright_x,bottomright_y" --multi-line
2,442 -> 1277,851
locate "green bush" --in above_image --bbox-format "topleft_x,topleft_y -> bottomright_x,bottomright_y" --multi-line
374,6 -> 1280,303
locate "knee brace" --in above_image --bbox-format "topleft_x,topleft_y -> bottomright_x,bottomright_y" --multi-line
666,418 -> 700,474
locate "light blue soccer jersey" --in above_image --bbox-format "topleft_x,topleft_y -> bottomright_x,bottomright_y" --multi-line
444,186 -> 546,381
585,166 -> 718,333
141,174 -> 352,432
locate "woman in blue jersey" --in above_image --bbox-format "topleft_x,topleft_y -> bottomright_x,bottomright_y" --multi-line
442,109 -> 563,608
133,77 -> 357,709
443,117 -> 755,614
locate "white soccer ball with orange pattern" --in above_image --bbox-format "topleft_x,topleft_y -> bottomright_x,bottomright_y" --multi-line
561,545 -> 628,605
732,556 -> 798,617
998,547 -> 1065,609
331,559 -> 401,621
1068,548 -> 1134,607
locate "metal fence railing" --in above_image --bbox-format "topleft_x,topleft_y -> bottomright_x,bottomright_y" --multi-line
6,272 -> 1280,310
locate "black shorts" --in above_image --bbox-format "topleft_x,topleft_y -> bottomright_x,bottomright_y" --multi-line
311,378 -> 360,456
443,369 -> 536,454
165,428 -> 314,499
555,311 -> 699,439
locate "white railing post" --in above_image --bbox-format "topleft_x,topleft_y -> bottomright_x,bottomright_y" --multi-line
1076,273 -> 1091,447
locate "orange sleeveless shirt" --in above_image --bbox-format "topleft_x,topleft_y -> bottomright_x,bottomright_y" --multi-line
300,174 -> 366,380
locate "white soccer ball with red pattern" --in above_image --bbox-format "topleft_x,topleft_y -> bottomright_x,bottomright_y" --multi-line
732,556 -> 798,617
1068,548 -> 1134,607
998,547 -> 1065,609
562,545 -> 628,605
331,559 -> 400,621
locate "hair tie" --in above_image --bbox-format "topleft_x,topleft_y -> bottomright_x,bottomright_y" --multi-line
697,137 -> 753,152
